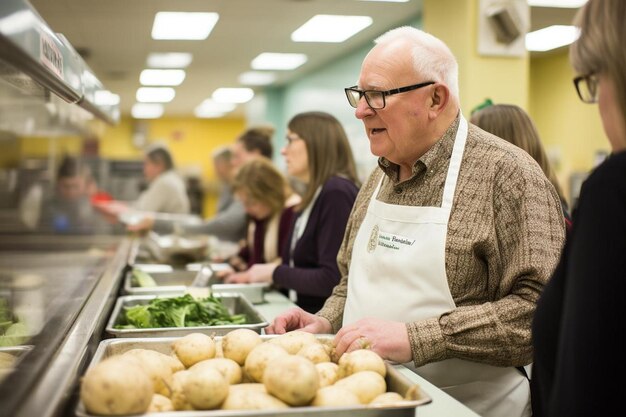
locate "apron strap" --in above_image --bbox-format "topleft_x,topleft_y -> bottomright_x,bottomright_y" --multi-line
441,115 -> 468,210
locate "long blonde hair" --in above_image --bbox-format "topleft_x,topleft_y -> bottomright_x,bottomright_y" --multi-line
471,104 -> 566,203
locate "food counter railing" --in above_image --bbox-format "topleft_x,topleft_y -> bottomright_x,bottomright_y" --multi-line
0,235 -> 479,417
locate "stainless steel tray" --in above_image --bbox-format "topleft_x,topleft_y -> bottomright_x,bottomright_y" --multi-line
124,269 -> 270,304
106,293 -> 269,338
76,336 -> 432,417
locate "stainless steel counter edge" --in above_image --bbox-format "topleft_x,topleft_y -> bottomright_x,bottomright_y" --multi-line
13,237 -> 136,417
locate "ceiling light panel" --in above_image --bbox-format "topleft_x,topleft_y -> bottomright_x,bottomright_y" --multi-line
136,87 -> 176,103
291,15 -> 373,43
140,69 -> 186,86
527,0 -> 587,7
358,0 -> 410,3
212,88 -> 254,103
196,99 -> 236,113
152,12 -> 219,40
526,25 -> 580,51
147,53 -> 193,68
132,103 -> 164,119
238,71 -> 276,86
251,53 -> 308,70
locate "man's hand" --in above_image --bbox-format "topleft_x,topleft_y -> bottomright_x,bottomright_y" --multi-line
266,307 -> 333,335
334,318 -> 412,364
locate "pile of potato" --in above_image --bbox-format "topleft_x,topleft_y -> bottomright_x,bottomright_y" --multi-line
79,329 -> 421,415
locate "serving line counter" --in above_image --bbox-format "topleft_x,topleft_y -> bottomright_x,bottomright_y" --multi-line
0,235 -> 479,417
256,291 -> 480,417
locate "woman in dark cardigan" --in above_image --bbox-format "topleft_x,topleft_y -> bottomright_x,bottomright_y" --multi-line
230,111 -> 360,313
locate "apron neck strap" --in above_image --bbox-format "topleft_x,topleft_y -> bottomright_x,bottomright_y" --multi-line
441,115 -> 468,210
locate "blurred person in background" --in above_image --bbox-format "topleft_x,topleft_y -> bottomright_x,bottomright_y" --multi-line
127,126 -> 275,243
470,103 -> 572,224
220,157 -> 300,277
531,0 -> 626,415
267,26 -> 565,417
95,144 -> 190,221
25,156 -> 110,234
226,111 -> 360,314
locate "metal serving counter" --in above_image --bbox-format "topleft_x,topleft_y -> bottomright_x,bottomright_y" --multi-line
0,236 -> 479,417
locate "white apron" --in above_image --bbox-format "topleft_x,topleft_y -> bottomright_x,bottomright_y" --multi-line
343,116 -> 530,417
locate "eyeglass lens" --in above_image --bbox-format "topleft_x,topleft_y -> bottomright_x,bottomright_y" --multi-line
577,75 -> 599,103
346,89 -> 385,109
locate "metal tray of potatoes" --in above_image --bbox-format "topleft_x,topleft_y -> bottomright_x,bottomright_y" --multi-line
76,336 -> 432,417
123,268 -> 270,304
106,293 -> 269,338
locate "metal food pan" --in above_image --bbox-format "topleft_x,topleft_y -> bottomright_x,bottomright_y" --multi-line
106,293 -> 269,338
123,269 -> 270,304
76,336 -> 432,417
0,345 -> 33,381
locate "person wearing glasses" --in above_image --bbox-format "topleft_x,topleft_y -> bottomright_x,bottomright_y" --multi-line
267,26 -> 565,417
531,1 -> 626,416
225,111 -> 360,314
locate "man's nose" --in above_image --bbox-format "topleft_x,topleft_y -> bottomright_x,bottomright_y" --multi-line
355,97 -> 375,119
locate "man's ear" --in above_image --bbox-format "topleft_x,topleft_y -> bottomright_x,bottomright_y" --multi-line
428,84 -> 450,118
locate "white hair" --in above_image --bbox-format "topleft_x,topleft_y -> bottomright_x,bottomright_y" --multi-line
375,26 -> 460,101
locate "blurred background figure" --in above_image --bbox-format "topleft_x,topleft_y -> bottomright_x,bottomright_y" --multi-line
222,157 -> 300,281
471,103 -> 571,224
95,143 -> 190,223
21,156 -> 110,234
126,125 -> 276,243
229,111 -> 360,313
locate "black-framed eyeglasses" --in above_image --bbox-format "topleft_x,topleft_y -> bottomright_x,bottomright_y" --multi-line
573,73 -> 599,104
344,81 -> 435,109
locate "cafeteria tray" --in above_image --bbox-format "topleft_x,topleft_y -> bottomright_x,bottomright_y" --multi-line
123,269 -> 270,304
106,293 -> 269,338
76,336 -> 432,417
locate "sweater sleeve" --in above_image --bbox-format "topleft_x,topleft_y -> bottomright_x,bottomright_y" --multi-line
273,182 -> 357,298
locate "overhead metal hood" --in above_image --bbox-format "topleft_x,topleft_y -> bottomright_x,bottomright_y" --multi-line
0,0 -> 119,136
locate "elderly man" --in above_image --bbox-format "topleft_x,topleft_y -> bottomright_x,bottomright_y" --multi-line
267,26 -> 565,417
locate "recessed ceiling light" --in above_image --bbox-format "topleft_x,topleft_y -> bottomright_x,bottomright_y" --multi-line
140,69 -> 186,86
194,108 -> 225,119
151,12 -> 219,40
238,71 -> 276,86
147,53 -> 193,68
94,90 -> 120,106
526,25 -> 580,51
527,0 -> 587,7
291,15 -> 373,43
132,103 -> 163,119
196,99 -> 236,113
212,88 -> 254,104
136,87 -> 176,103
251,53 -> 308,70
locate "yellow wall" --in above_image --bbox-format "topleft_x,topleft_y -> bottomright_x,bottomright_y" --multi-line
18,116 -> 246,218
529,50 -> 607,201
423,0 -> 529,115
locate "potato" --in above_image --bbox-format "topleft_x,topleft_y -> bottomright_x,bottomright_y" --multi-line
337,349 -> 386,379
244,342 -> 289,382
80,356 -> 153,415
334,370 -> 386,404
169,371 -> 193,411
297,343 -> 331,364
263,355 -> 319,406
189,357 -> 242,384
222,329 -> 262,365
370,391 -> 407,405
167,354 -> 185,373
312,386 -> 361,407
221,390 -> 289,410
267,330 -> 318,354
315,362 -> 339,387
173,333 -> 216,368
183,367 -> 229,410
148,393 -> 174,412
228,383 -> 267,394
122,349 -> 175,396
